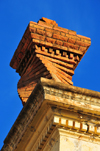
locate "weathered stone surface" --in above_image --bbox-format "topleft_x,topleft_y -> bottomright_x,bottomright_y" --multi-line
1,78 -> 100,151
44,129 -> 100,151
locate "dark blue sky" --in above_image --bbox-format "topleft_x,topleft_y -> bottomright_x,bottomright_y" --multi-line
0,0 -> 100,149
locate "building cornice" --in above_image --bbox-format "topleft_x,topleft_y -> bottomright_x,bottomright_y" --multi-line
1,78 -> 100,151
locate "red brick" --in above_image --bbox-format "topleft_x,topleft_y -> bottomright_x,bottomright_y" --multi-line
75,40 -> 90,47
68,38 -> 75,44
77,34 -> 91,41
38,40 -> 45,46
22,37 -> 26,43
32,39 -> 40,44
17,57 -> 21,63
68,30 -> 76,35
60,36 -> 68,42
38,20 -> 53,28
36,28 -> 45,35
45,31 -> 52,37
42,17 -> 58,26
24,29 -> 30,39
55,40 -> 63,46
10,18 -> 92,106
31,33 -> 40,39
45,28 -> 54,33
81,39 -> 91,44
53,33 -> 60,39
66,34 -> 80,41
45,41 -> 53,47
69,53 -> 74,59
68,48 -> 83,55
29,27 -> 36,33
18,53 -> 23,59
56,73 -> 69,84
75,40 -> 85,46
70,44 -> 79,50
61,32 -> 66,36
24,57 -> 27,65
17,42 -> 24,53
21,48 -> 26,53
49,48 -> 54,54
29,21 -> 37,26
55,65 -> 74,81
25,35 -> 31,44
62,52 -> 68,57
41,46 -> 45,51
39,35 -> 45,41
46,37 -> 56,44
22,43 -> 28,51
31,33 -> 45,41
42,46 -> 48,52
53,30 -> 61,35
53,27 -> 68,33
45,28 -> 60,35
32,24 -> 45,30
52,44 -> 61,49
39,54 -> 73,70
60,46 -> 67,51
63,42 -> 79,50
13,61 -> 18,69
55,50 -> 61,55
74,55 -> 79,61
35,49 -> 76,64
79,46 -> 86,52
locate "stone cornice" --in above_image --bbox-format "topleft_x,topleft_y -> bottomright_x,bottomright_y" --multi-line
41,78 -> 100,99
1,83 -> 44,151
1,78 -> 100,151
41,78 -> 100,116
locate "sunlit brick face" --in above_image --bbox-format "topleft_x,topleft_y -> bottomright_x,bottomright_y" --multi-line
10,17 -> 91,105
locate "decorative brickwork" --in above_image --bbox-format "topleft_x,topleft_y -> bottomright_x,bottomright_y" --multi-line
10,17 -> 91,105
3,17 -> 100,151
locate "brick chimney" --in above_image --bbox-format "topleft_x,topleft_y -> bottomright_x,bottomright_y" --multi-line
10,17 -> 91,105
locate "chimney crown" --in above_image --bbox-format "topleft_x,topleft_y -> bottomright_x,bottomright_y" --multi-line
10,17 -> 91,105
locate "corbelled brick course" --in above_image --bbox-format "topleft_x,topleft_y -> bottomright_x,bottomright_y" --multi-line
10,17 -> 91,105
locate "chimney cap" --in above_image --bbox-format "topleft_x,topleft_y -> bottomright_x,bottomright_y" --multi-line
10,17 -> 91,70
